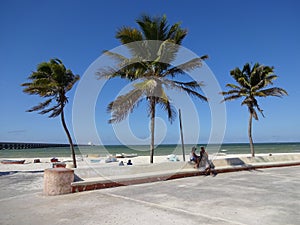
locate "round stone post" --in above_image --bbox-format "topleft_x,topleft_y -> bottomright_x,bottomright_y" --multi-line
44,168 -> 74,196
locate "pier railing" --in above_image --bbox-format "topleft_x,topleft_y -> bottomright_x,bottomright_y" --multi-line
0,142 -> 72,150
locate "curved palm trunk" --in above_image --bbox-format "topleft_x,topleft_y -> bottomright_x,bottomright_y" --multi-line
61,107 -> 77,168
150,98 -> 156,164
248,112 -> 255,157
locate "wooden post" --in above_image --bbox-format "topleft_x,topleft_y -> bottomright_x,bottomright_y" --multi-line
179,109 -> 185,161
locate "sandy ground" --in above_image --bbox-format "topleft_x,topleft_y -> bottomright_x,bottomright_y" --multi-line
0,152 -> 297,172
0,155 -> 172,172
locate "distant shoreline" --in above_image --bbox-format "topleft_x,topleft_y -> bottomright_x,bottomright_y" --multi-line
1,142 -> 300,158
1,141 -> 300,148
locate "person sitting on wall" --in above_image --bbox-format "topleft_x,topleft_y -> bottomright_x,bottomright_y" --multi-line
200,146 -> 216,176
190,146 -> 201,168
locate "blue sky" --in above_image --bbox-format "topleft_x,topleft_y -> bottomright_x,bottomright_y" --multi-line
0,0 -> 299,145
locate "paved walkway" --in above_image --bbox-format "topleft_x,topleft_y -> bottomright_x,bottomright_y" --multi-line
0,166 -> 299,225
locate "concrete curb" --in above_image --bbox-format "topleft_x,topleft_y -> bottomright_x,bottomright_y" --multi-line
213,161 -> 300,173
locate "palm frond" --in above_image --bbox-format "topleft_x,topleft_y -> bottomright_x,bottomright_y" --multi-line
22,58 -> 79,118
49,107 -> 63,118
264,74 -> 277,85
39,104 -> 60,116
242,63 -> 252,76
171,80 -> 204,90
256,104 -> 265,118
225,83 -> 242,90
101,14 -> 209,127
162,79 -> 207,101
27,99 -> 53,112
180,86 -> 207,101
250,68 -> 262,87
97,54 -> 153,80
153,40 -> 178,64
65,75 -> 80,92
134,78 -> 167,100
103,50 -> 128,64
237,77 -> 250,89
223,62 -> 287,135
220,89 -> 245,96
107,88 -> 144,123
162,56 -> 208,77
96,66 -> 120,79
167,22 -> 179,39
36,63 -> 52,75
173,28 -> 188,45
116,27 -> 143,44
221,94 -> 243,103
251,108 -> 259,120
230,67 -> 249,87
136,15 -> 157,39
137,14 -> 168,40
156,97 -> 177,123
256,87 -> 288,97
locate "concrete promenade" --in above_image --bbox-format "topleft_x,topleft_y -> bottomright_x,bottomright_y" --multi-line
0,166 -> 299,225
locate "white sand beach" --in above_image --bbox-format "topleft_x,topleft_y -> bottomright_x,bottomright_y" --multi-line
1,152 -> 299,172
0,155 -> 180,172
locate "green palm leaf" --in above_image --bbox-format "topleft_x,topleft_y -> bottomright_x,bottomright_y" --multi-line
21,58 -> 80,168
101,14 -> 208,163
107,88 -> 144,123
221,62 -> 288,157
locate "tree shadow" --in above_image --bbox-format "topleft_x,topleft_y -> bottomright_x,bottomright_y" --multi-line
225,158 -> 247,166
0,170 -> 44,176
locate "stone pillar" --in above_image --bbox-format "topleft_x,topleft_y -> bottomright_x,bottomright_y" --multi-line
44,168 -> 74,196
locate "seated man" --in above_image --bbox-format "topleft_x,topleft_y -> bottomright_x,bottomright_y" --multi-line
200,146 -> 216,176
190,146 -> 201,168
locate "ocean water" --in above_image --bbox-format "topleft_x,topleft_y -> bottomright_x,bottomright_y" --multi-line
0,142 -> 300,158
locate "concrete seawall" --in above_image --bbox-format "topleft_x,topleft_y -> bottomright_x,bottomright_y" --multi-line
211,153 -> 300,167
71,153 -> 300,193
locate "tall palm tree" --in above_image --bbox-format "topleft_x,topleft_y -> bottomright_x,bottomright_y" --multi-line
98,15 -> 208,163
21,58 -> 80,168
221,63 -> 288,157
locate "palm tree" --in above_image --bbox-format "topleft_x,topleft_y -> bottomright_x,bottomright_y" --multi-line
21,58 -> 80,167
98,15 -> 208,163
221,63 -> 288,157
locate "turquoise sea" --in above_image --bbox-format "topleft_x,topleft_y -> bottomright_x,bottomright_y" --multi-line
0,142 -> 300,158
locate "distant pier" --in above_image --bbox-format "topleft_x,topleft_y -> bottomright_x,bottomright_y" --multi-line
0,142 -> 71,150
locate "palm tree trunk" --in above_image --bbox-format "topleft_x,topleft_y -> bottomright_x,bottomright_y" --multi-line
248,112 -> 255,157
150,97 -> 156,164
61,107 -> 77,168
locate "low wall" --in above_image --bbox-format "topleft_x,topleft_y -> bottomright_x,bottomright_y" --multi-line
43,153 -> 300,194
74,153 -> 300,180
212,153 -> 300,167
